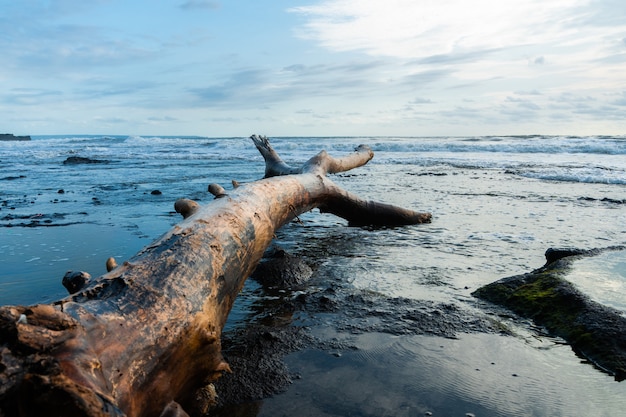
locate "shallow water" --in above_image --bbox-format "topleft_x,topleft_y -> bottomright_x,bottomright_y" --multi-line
260,330 -> 626,417
1,135 -> 626,414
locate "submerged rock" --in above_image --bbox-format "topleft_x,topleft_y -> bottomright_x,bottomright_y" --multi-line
1,175 -> 26,181
63,156 -> 110,165
473,246 -> 626,381
210,262 -> 503,414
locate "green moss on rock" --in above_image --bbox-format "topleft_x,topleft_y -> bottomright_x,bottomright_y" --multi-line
473,249 -> 626,381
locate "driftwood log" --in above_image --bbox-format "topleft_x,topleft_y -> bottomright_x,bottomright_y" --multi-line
0,136 -> 431,417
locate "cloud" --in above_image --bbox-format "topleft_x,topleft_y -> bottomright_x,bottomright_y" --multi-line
4,88 -> 64,105
188,60 -> 411,108
542,92 -> 626,121
75,81 -> 161,102
505,96 -> 541,111
612,91 -> 626,106
514,90 -> 543,96
412,49 -> 504,66
289,0 -> 591,59
409,97 -> 434,105
0,8 -> 159,78
532,56 -> 545,65
188,69 -> 269,106
147,116 -> 179,122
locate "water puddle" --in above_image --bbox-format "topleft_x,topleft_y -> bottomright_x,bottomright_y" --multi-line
568,249 -> 626,314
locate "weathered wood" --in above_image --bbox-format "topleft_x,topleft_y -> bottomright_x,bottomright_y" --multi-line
0,136 -> 431,416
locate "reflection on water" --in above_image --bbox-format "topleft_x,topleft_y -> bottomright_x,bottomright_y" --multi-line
569,249 -> 626,314
258,331 -> 626,417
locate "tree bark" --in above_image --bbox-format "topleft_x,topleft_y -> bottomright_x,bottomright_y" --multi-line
0,136 -> 431,417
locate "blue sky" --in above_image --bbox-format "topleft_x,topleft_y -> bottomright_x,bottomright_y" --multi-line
1,0 -> 625,136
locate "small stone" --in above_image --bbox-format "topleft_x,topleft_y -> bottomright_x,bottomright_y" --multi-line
57,189 -> 65,194
62,270 -> 91,294
151,190 -> 162,195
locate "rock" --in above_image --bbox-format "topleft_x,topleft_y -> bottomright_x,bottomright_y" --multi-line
62,270 -> 91,294
251,247 -> 313,289
151,190 -> 162,195
0,133 -> 31,141
62,156 -> 110,165
213,324 -> 308,410
544,247 -> 590,264
473,246 -> 626,381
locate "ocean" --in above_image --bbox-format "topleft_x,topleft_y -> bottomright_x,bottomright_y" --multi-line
1,135 -> 625,416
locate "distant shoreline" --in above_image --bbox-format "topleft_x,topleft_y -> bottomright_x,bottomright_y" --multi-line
0,133 -> 31,141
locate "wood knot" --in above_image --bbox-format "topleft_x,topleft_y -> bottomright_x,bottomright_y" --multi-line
106,257 -> 118,272
174,198 -> 200,219
208,183 -> 227,198
62,270 -> 91,294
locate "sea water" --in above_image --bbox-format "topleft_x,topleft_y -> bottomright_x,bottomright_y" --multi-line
1,135 -> 625,415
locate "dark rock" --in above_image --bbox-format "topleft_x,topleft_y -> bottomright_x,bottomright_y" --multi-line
213,324 -> 310,410
151,190 -> 162,195
578,196 -> 626,205
251,247 -> 313,289
544,247 -> 590,264
62,156 -> 110,165
62,270 -> 91,294
0,133 -> 30,141
473,246 -> 626,381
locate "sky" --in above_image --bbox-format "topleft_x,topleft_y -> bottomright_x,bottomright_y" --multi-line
1,0 -> 625,137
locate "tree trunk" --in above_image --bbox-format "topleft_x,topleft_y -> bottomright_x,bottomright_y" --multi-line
0,136 -> 431,417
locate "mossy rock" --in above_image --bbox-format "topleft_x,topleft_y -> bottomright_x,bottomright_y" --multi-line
473,247 -> 626,381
